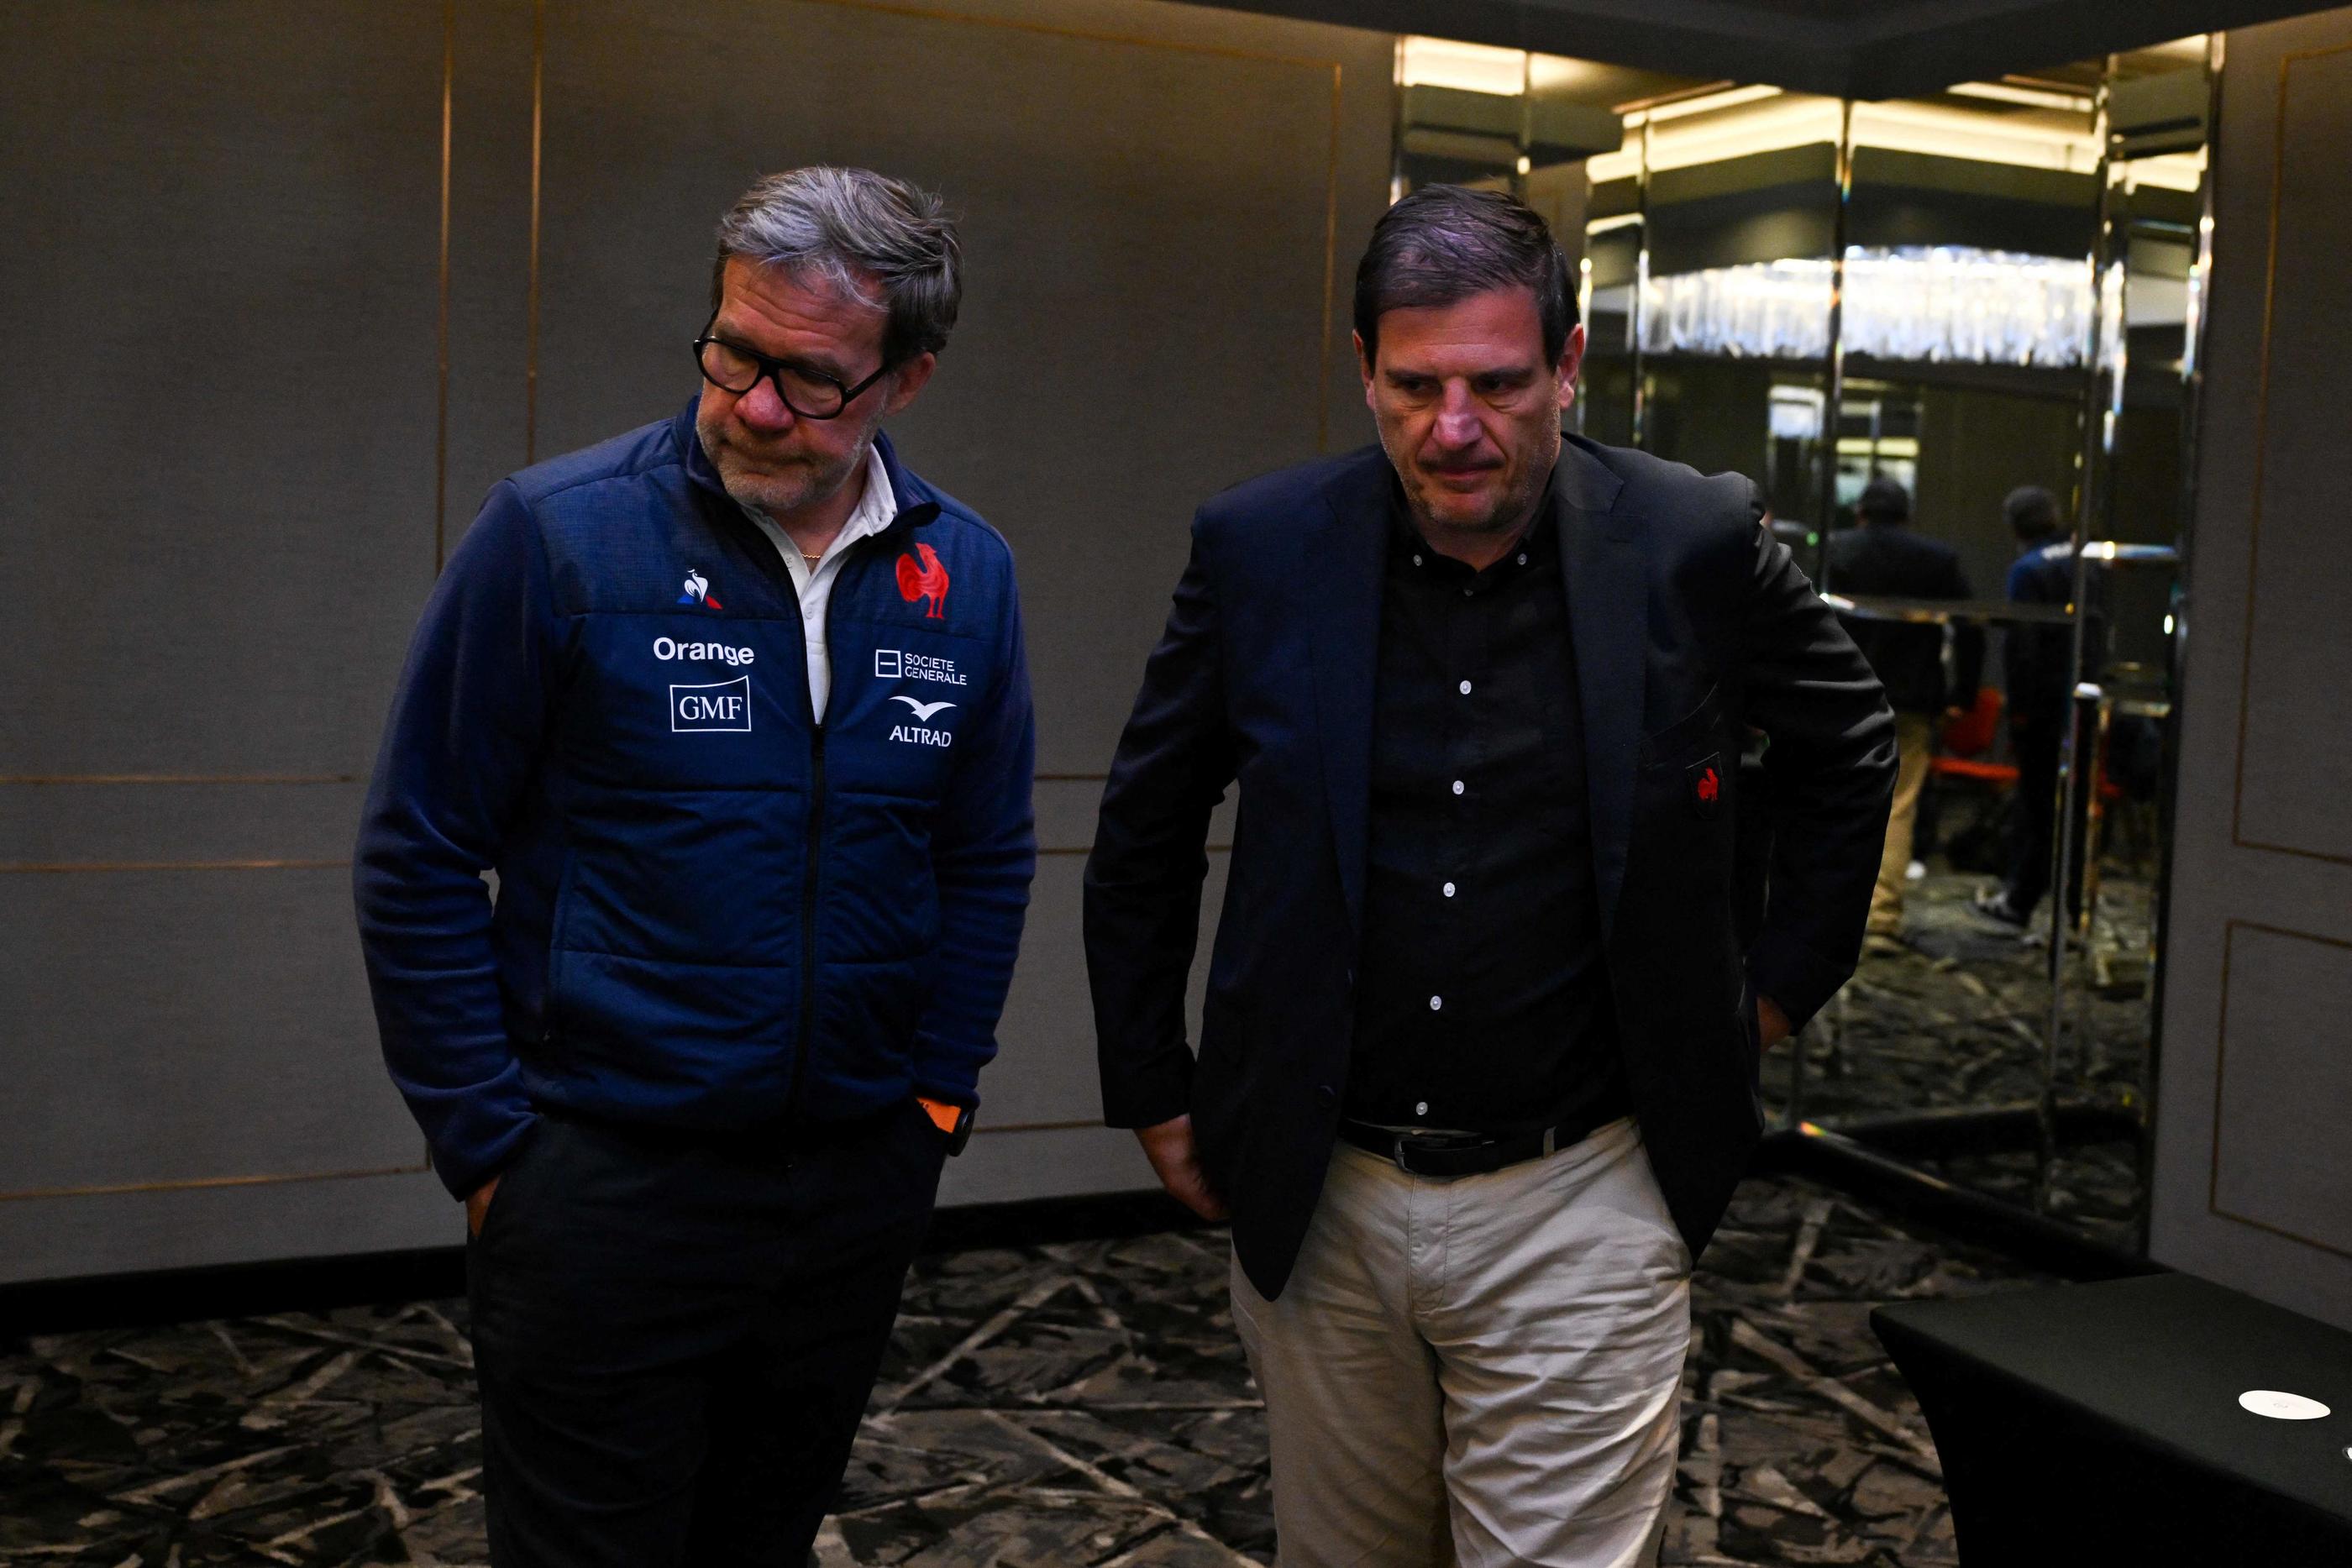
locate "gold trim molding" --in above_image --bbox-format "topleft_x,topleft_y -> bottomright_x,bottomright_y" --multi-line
0,858 -> 345,874
0,774 -> 356,786
525,0 -> 545,464
435,0 -> 455,574
0,1159 -> 431,1206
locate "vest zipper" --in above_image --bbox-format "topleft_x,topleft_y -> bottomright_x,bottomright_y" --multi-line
701,481 -> 924,1151
704,490 -> 829,1152
784,721 -> 824,1156
781,544 -> 871,1151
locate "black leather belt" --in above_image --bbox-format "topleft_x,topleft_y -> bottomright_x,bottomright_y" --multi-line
1336,1110 -> 1614,1178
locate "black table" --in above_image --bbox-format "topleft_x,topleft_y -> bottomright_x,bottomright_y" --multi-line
1874,1273 -> 2352,1564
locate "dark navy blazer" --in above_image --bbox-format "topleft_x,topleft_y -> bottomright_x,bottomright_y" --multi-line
1085,437 -> 1895,1300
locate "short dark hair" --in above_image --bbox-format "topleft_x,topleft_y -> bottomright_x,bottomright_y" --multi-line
2003,484 -> 2063,539
1858,475 -> 1911,523
1353,185 -> 1577,369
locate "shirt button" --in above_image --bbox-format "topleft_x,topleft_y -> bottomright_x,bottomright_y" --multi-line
1452,780 -> 1464,796
1412,553 -> 1423,567
1442,881 -> 1457,897
1458,679 -> 1472,695
1517,552 -> 1528,564
1429,995 -> 1443,1011
1415,1100 -> 1430,1117
1462,587 -> 1474,598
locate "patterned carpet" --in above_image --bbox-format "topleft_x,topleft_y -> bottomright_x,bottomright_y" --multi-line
0,1172 -> 2047,1566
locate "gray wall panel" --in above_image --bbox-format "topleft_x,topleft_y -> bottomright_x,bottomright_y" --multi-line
939,1123 -> 1157,1205
2150,8 -> 2352,1328
2232,45 -> 2352,863
440,0 -> 544,560
988,856 -> 1105,1127
987,848 -> 1231,1129
2,781 -> 364,867
0,1172 -> 451,1288
1033,776 -> 1113,852
3,868 -> 410,1193
2210,925 -> 2352,1259
0,3 -> 447,776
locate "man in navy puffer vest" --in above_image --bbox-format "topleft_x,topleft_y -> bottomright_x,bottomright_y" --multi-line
354,166 -> 1035,1566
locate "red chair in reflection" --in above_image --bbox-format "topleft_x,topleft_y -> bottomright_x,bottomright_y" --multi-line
1932,686 -> 2016,786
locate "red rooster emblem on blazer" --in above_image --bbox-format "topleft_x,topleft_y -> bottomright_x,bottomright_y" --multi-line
895,542 -> 950,620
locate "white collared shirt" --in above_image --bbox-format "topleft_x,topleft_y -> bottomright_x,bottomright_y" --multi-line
743,441 -> 895,721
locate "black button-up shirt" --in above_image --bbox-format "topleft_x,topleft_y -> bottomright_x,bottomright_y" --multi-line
1346,485 -> 1627,1135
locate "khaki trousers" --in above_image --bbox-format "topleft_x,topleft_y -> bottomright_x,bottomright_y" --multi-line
1232,1118 -> 1692,1568
1869,711 -> 1935,936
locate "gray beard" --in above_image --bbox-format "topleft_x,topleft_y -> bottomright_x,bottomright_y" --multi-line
696,416 -> 868,522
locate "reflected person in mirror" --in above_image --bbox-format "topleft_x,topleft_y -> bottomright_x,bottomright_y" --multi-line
1976,483 -> 2082,931
1825,475 -> 1982,955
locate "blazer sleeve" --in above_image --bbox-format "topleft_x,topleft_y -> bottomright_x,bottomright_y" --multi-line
1084,517 -> 1242,1130
1739,503 -> 1899,1027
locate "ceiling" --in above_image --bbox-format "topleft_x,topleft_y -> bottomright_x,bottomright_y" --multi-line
1182,0 -> 2327,97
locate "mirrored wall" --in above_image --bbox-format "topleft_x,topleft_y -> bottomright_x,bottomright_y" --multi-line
1394,34 -> 2218,1256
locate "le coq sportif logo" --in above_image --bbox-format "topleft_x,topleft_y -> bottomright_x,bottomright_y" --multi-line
676,569 -> 724,611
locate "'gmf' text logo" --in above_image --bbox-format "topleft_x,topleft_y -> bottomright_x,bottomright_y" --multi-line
671,675 -> 751,732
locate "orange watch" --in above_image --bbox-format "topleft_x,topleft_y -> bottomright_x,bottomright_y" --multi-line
916,1096 -> 974,1155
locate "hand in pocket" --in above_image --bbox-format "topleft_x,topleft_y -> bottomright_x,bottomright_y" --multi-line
466,1175 -> 501,1238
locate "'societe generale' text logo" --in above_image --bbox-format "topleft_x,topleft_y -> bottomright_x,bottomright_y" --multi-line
873,648 -> 964,686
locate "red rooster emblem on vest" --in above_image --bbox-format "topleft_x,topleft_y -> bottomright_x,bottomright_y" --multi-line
895,543 -> 949,620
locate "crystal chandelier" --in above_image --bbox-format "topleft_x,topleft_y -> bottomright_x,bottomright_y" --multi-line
1635,246 -> 2097,366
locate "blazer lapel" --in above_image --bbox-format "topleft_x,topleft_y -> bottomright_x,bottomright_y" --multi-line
1304,462 -> 1390,940
1553,440 -> 1641,935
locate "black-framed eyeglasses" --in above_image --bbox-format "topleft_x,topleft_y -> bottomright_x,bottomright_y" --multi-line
692,319 -> 892,420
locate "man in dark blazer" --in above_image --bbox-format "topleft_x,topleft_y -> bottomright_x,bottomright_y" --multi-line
1085,186 -> 1894,1565
1824,475 -> 1982,948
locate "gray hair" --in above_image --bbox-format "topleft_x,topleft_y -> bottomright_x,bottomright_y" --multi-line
711,166 -> 962,364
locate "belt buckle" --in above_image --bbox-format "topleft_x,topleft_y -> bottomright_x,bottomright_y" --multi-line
1388,1130 -> 1481,1177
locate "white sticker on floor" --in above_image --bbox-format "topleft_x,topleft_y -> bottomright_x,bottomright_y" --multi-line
2238,1389 -> 2331,1420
